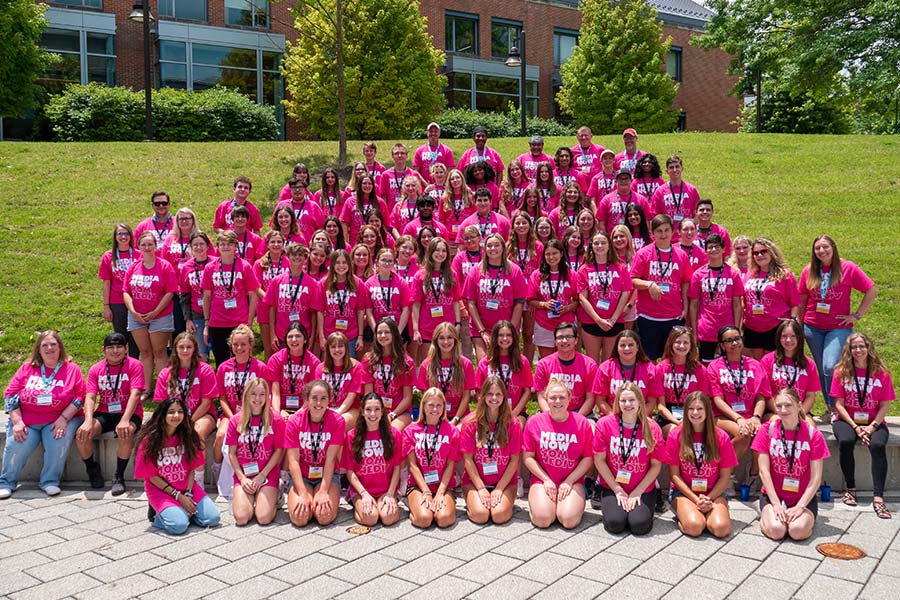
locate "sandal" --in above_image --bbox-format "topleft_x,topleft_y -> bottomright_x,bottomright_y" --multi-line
874,501 -> 892,519
842,488 -> 858,506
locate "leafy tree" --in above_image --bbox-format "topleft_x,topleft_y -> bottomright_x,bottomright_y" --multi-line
283,0 -> 446,165
557,0 -> 678,133
739,90 -> 851,134
0,0 -> 58,118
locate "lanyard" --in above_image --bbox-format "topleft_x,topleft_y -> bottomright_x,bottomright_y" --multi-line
430,274 -> 444,304
333,285 -> 349,315
670,182 -> 684,214
854,369 -> 870,406
547,272 -> 563,300
438,363 -> 454,394
309,412 -> 325,462
487,265 -> 504,297
219,259 -> 237,295
378,361 -> 392,394
269,254 -> 286,279
779,420 -> 800,475
40,363 -> 62,391
540,188 -> 551,210
478,214 -> 492,237
707,266 -> 724,302
655,246 -> 673,279
427,143 -> 440,163
247,417 -> 263,457
670,363 -> 687,403
618,416 -> 639,460
403,202 -> 418,221
819,266 -> 830,300
595,261 -> 610,296
152,215 -> 171,240
105,360 -> 124,402
115,248 -> 134,272
693,441 -> 705,474
452,195 -> 463,221
424,423 -> 442,466
233,359 -> 252,401
640,178 -> 657,197
569,253 -> 581,272
379,274 -> 394,311
486,424 -> 496,459
517,247 -> 528,271
392,169 -> 404,195
494,360 -> 512,389
754,272 -> 768,303
782,359 -> 800,390
619,361 -> 638,383
288,352 -> 304,395
178,236 -> 189,259
616,192 -> 632,217
323,193 -> 336,214
289,272 -> 304,309
237,231 -> 248,259
177,366 -> 194,403
726,357 -> 746,397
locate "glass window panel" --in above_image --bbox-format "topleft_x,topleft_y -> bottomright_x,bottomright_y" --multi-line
193,44 -> 256,69
86,55 -> 115,85
41,29 -> 80,53
526,80 -> 538,96
491,23 -> 519,59
475,92 -> 509,113
475,74 -> 518,95
449,89 -> 470,109
42,52 -> 81,85
160,40 -> 187,63
446,15 -> 476,54
667,48 -> 682,81
53,0 -> 102,8
554,33 -> 577,67
224,0 -> 268,27
262,51 -> 281,71
193,65 -> 257,98
159,0 -> 174,17
159,0 -> 206,20
160,63 -> 188,89
86,32 -> 114,56
262,70 -> 282,104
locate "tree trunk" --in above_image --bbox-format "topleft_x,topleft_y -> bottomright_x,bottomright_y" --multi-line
336,0 -> 347,167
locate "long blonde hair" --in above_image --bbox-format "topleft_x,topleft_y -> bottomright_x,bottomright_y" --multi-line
678,391 -> 719,463
237,378 -> 272,434
425,322 -> 466,394
474,376 -> 511,448
417,387 -> 448,424
613,382 -> 655,452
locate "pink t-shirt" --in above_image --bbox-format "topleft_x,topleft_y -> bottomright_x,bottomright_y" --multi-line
312,189 -> 346,219
502,181 -> 531,216
630,244 -> 693,320
438,195 -> 477,236
451,250 -> 483,285
403,420 -> 462,493
533,352 -> 598,412
263,271 -> 321,342
5,361 -> 86,426
593,359 -> 663,405
760,353 -> 821,400
133,215 -> 174,251
414,143 -> 456,184
688,264 -> 745,342
215,358 -> 272,413
314,277 -> 368,341
390,200 -> 422,235
283,408 -> 345,480
509,242 -> 543,277
253,255 -> 288,326
201,257 -> 260,328
553,168 -> 588,194
707,356 -> 772,418
656,360 -> 710,409
416,356 -> 477,418
463,263 -> 527,336
679,243 -> 708,270
364,273 -> 411,328
160,235 -> 193,270
570,143 -> 605,180
460,417 -> 523,486
457,147 -> 505,177
576,261 -> 634,323
231,230 -> 264,265
343,427 -> 404,498
664,426 -> 738,493
523,411 -> 594,486
476,355 -> 534,410
751,418 -> 830,506
213,198 -> 264,233
596,191 -> 651,234
123,259 -> 179,317
798,260 -> 874,330
98,248 -> 137,305
267,349 -> 321,411
593,414 -> 664,494
829,368 -> 895,425
394,259 -> 419,286
455,212 -> 512,243
587,172 -> 617,205
135,436 -> 207,511
516,152 -> 554,180
402,217 -> 452,241
742,271 -> 800,332
696,223 -> 732,256
225,413 -> 286,487
549,206 -> 581,238
86,357 -> 145,417
339,197 -> 391,245
614,150 -> 646,175
527,270 -> 579,330
178,258 -> 209,315
378,167 -> 419,206
631,177 -> 665,200
153,363 -> 219,415
361,354 -> 416,411
651,181 -> 700,222
314,361 -> 366,410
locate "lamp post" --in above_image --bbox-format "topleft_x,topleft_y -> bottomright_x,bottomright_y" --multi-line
741,71 -> 761,133
505,30 -> 526,137
128,1 -> 155,141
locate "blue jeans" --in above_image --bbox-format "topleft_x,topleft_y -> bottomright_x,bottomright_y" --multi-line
153,496 -> 220,535
804,324 -> 852,407
347,336 -> 359,359
636,317 -> 684,361
0,417 -> 84,490
191,318 -> 207,358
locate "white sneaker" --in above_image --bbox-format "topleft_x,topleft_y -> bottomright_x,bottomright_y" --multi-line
517,478 -> 525,498
0,488 -> 12,499
43,485 -> 61,497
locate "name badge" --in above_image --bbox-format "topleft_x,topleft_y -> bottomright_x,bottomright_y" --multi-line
423,470 -> 440,484
107,401 -> 122,414
815,302 -> 830,314
596,299 -> 611,311
732,401 -> 746,414
288,311 -> 300,322
37,393 -> 53,406
285,396 -> 300,409
197,297 -> 204,307
581,165 -> 591,173
383,396 -> 393,409
691,478 -> 708,492
853,411 -> 869,425
752,303 -> 765,315
452,224 -> 460,233
782,477 -> 800,493
335,319 -> 349,330
485,299 -> 500,311
671,406 -> 684,420
156,239 -> 165,250
483,461 -> 499,476
224,297 -> 238,310
658,283 -> 671,294
446,402 -> 453,415
243,462 -> 260,476
615,469 -> 632,484
430,306 -> 444,318
673,214 -> 684,222
547,310 -> 561,320
308,466 -> 324,480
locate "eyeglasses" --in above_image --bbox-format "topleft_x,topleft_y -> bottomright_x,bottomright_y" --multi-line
555,335 -> 576,342
706,246 -> 722,252
115,232 -> 131,237
152,201 -> 169,207
850,345 -> 867,351
752,249 -> 769,256
177,216 -> 193,222
722,336 -> 743,345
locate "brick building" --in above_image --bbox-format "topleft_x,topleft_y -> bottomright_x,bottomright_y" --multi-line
1,0 -> 738,140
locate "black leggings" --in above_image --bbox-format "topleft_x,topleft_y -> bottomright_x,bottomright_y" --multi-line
110,303 -> 140,359
208,326 -> 236,369
832,420 -> 889,497
599,486 -> 658,536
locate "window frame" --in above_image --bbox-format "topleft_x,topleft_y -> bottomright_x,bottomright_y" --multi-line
445,10 -> 479,56
224,0 -> 269,29
490,17 -> 522,60
667,45 -> 683,82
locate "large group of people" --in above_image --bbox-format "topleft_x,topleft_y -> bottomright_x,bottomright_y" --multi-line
2,124 -> 894,541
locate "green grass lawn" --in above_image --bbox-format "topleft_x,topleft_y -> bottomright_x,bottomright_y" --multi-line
0,134 -> 898,413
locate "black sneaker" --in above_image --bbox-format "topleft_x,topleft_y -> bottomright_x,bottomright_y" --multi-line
86,461 -> 105,489
590,486 -> 603,511
655,494 -> 666,514
111,478 -> 126,497
147,505 -> 156,523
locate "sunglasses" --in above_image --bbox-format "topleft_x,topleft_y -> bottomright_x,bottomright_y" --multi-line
153,201 -> 170,207
752,249 -> 769,256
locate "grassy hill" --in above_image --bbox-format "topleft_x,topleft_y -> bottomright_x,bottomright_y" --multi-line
0,134 -> 898,409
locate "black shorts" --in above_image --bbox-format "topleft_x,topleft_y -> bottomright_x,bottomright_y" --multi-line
743,325 -> 778,351
698,340 -> 719,362
94,412 -> 143,435
759,494 -> 818,518
581,321 -> 624,338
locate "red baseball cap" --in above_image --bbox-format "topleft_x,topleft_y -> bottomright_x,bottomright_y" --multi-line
622,128 -> 637,137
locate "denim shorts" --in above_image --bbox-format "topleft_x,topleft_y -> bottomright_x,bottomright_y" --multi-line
127,312 -> 175,333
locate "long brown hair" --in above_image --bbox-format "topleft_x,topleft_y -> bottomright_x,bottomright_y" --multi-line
836,332 -> 888,383
487,320 -> 522,375
773,319 -> 808,370
136,397 -> 201,467
805,234 -> 843,290
678,391 -> 719,463
365,318 -> 410,376
474,377 -> 511,448
166,332 -> 200,397
351,393 -> 395,463
662,326 -> 700,373
422,238 -> 455,295
425,322 -> 466,394
326,249 -> 357,294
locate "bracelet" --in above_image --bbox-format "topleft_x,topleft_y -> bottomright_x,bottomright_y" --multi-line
751,415 -> 762,420
853,312 -> 862,321
422,490 -> 432,495
172,490 -> 181,500
184,491 -> 194,498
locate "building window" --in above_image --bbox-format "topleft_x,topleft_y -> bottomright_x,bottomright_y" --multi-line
677,112 -> 687,131
39,27 -> 115,94
447,72 -> 537,117
667,46 -> 682,82
158,0 -> 206,21
445,11 -> 478,55
553,29 -> 578,68
49,0 -> 102,8
159,39 -> 282,106
224,0 -> 268,28
491,19 -> 521,59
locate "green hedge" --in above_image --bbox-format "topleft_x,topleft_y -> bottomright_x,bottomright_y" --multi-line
45,83 -> 279,141
413,107 -> 575,139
